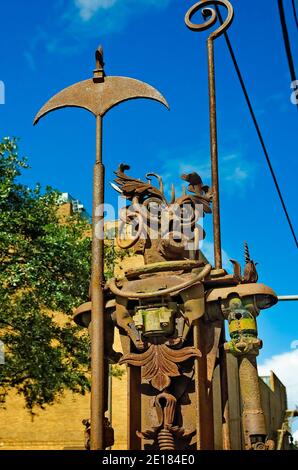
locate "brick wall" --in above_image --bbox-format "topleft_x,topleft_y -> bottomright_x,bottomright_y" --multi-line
0,331 -> 127,450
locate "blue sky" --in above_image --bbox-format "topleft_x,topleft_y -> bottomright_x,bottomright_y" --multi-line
0,0 -> 298,412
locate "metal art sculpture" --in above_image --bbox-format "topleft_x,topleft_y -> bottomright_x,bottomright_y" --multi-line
108,163 -> 278,450
34,47 -> 168,450
108,167 -> 215,450
74,167 -> 278,450
185,0 -> 234,271
185,0 -> 278,450
36,0 -> 280,451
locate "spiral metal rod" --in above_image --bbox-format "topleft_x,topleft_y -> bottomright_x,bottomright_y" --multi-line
185,0 -> 234,38
185,1 -> 234,270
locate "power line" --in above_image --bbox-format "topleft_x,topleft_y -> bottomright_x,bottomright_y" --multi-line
292,0 -> 298,29
215,5 -> 298,249
278,0 -> 297,108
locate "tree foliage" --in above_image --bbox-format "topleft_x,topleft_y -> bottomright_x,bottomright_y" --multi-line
0,137 -> 119,410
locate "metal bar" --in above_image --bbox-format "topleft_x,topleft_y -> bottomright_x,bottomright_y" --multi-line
90,115 -> 105,450
108,369 -> 112,424
107,365 -> 112,450
278,295 -> 298,301
185,1 -> 234,269
128,366 -> 142,450
207,37 -> 222,269
219,327 -> 231,450
194,319 -> 215,449
238,355 -> 267,449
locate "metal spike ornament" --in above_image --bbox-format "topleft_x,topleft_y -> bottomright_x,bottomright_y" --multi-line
243,241 -> 259,284
185,0 -> 234,270
34,46 -> 169,450
244,241 -> 251,264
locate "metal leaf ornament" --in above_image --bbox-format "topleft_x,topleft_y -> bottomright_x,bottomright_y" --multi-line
120,344 -> 201,391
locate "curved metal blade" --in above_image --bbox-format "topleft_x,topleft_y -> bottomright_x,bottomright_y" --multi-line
34,76 -> 169,124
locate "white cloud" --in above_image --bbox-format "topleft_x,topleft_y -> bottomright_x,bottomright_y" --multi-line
73,0 -> 171,24
75,0 -> 118,21
222,153 -> 237,162
24,0 -> 172,62
200,240 -> 232,272
258,349 -> 298,410
225,166 -> 249,183
160,149 -> 255,198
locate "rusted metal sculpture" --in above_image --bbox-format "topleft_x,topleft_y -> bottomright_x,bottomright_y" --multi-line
36,0 -> 280,451
109,167 -> 215,450
206,272 -> 277,450
185,0 -> 278,450
185,0 -> 234,271
75,165 -> 278,450
72,0 -> 279,451
34,47 -> 168,450
107,165 -> 277,450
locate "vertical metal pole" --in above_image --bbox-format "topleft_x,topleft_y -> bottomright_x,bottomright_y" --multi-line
219,328 -> 231,449
107,365 -> 112,450
185,2 -> 234,271
33,45 -> 169,451
108,367 -> 112,424
194,319 -> 215,449
128,366 -> 142,450
207,38 -> 222,270
238,355 -> 267,449
91,115 -> 105,450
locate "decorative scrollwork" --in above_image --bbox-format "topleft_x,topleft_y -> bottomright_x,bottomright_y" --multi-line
119,343 -> 201,391
137,392 -> 187,451
117,210 -> 145,249
185,0 -> 234,40
112,165 -> 212,256
114,164 -> 166,203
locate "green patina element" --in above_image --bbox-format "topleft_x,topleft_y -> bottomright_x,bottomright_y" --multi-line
133,306 -> 175,337
227,297 -> 258,341
225,296 -> 261,356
